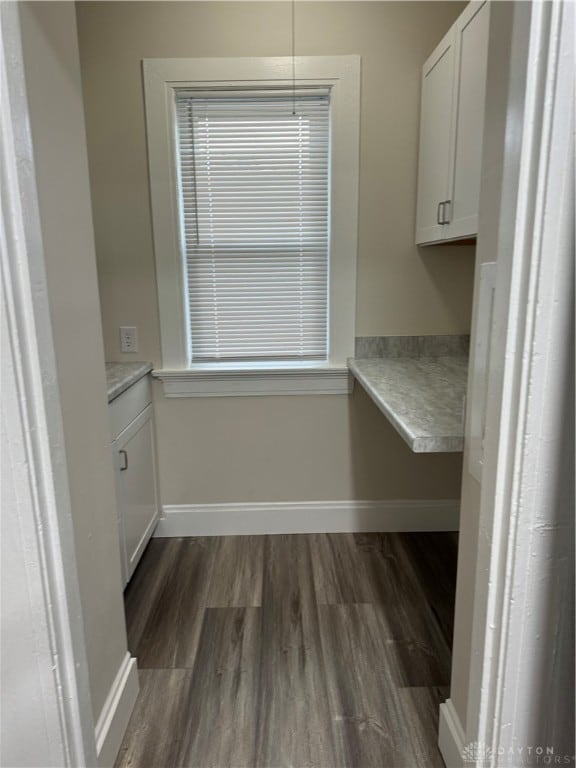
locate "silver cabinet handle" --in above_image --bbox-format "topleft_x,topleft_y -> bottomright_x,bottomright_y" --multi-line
437,201 -> 445,225
119,449 -> 128,471
443,199 -> 451,224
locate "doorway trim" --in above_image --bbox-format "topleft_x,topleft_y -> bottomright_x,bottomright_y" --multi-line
1,2 -> 97,765
440,0 -> 574,764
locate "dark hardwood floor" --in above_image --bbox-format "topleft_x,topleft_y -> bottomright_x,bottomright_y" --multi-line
116,532 -> 457,768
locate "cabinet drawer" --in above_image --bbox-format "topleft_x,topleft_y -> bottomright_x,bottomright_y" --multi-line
109,375 -> 152,440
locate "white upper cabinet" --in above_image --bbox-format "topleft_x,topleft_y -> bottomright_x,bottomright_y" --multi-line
449,2 -> 490,239
416,2 -> 490,245
415,30 -> 456,245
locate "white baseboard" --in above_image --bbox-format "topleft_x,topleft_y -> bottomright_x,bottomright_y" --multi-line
95,653 -> 139,768
154,499 -> 460,537
438,698 -> 466,768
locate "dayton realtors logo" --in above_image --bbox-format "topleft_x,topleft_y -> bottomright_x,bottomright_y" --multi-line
461,742 -> 491,765
461,742 -> 575,766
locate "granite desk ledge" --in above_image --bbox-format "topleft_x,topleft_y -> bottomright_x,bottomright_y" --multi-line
105,361 -> 153,403
348,338 -> 468,453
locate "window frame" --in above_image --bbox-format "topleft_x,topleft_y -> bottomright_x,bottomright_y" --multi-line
143,56 -> 360,396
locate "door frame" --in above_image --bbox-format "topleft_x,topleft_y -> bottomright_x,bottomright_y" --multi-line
2,0 -> 573,765
462,0 -> 574,763
1,2 -> 97,765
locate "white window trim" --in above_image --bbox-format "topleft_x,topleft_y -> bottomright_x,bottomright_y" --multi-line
142,56 -> 360,396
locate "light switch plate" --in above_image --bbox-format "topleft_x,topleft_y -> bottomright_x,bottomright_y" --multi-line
120,326 -> 138,353
468,262 -> 496,482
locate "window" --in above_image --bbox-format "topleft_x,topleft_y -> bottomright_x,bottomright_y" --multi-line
176,91 -> 330,364
143,57 -> 360,396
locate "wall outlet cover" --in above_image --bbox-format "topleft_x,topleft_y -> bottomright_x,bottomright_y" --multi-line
120,326 -> 138,353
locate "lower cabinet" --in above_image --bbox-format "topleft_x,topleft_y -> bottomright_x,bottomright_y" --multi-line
109,376 -> 159,586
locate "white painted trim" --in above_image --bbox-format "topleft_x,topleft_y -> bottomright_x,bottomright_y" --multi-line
475,2 -> 574,757
460,0 -> 575,761
153,365 -> 352,396
154,499 -> 459,537
438,699 -> 465,768
142,55 -> 360,371
95,654 -> 139,768
0,4 -> 97,765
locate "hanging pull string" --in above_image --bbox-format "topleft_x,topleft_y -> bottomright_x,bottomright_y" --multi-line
291,0 -> 296,115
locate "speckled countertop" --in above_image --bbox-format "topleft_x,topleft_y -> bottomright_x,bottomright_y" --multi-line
348,338 -> 468,453
105,362 -> 153,403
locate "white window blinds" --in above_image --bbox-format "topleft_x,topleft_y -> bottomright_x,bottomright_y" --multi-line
174,91 -> 330,364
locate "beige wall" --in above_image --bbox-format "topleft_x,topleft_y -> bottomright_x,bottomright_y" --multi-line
77,1 -> 474,505
20,2 -> 129,722
155,383 -> 464,504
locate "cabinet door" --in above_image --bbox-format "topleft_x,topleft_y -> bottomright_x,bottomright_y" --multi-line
445,1 -> 490,239
415,29 -> 455,245
116,404 -> 159,583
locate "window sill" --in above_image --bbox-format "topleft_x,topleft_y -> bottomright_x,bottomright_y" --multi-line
152,364 -> 352,397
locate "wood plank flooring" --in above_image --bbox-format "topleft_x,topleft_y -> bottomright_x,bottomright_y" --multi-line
116,532 -> 457,768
